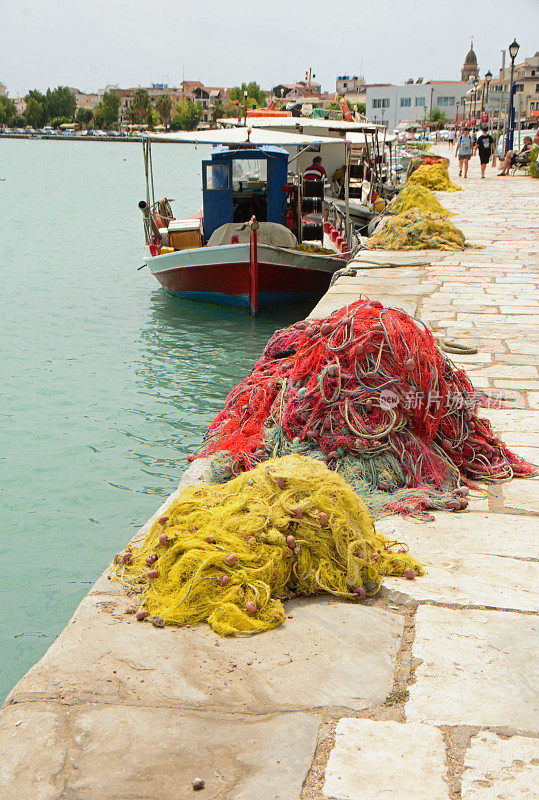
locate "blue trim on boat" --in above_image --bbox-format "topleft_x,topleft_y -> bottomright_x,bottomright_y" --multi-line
165,290 -> 315,308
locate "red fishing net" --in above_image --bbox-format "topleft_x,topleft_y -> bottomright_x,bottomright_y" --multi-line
192,300 -> 536,518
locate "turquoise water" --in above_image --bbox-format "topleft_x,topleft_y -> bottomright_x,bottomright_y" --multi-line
0,139 -> 309,702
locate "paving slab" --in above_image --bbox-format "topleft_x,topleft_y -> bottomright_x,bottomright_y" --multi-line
5,592 -> 403,714
501,478 -> 539,512
461,731 -> 539,800
378,512 -> 538,611
407,606 -> 539,731
0,701 -> 321,800
323,719 -> 449,800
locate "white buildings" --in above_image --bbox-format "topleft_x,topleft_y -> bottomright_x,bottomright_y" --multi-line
366,81 -> 469,128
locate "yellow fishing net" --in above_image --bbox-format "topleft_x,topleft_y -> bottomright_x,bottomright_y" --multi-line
390,184 -> 452,217
367,208 -> 465,251
112,455 -> 422,635
407,162 -> 462,192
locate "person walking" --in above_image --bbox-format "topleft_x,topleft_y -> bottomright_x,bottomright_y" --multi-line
455,126 -> 473,178
475,126 -> 495,178
448,128 -> 455,149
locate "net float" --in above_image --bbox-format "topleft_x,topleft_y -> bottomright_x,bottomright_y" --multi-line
326,364 -> 338,376
272,570 -> 278,580
291,507 -> 303,518
286,535 -> 296,549
328,451 -> 339,460
276,477 -> 287,489
306,430 -> 317,439
371,301 -> 383,309
297,387 -> 307,397
404,568 -> 416,580
353,586 -> 367,600
340,315 -> 350,325
145,553 -> 158,566
158,515 -> 169,525
120,552 -> 132,565
204,535 -> 216,544
147,569 -> 159,579
442,438 -> 452,450
248,537 -> 257,546
365,399 -> 374,412
192,779 -> 205,791
318,512 -> 328,526
225,553 -> 237,565
454,486 -> 469,496
158,533 -> 170,547
219,575 -> 230,587
398,547 -> 407,553
447,499 -> 461,510
372,552 -> 381,563
459,498 -> 469,509
245,601 -> 257,614
321,323 -> 333,335
378,480 -> 390,491
405,358 -> 415,372
135,609 -> 149,621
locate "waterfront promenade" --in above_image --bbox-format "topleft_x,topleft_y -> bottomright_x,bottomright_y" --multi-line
1,146 -> 537,799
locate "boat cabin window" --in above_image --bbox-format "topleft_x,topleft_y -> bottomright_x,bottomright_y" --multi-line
232,158 -> 267,188
206,164 -> 229,190
232,157 -> 268,223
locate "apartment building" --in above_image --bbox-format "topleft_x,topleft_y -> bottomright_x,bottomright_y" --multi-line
366,81 -> 468,128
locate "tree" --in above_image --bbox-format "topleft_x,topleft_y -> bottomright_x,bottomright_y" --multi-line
170,100 -> 202,131
24,96 -> 46,128
155,94 -> 172,129
76,107 -> 93,128
127,88 -> 150,124
229,81 -> 266,108
210,98 -> 224,126
93,91 -> 120,129
45,87 -> 76,120
0,96 -> 16,125
427,107 -> 447,129
50,116 -> 71,129
356,102 -> 366,116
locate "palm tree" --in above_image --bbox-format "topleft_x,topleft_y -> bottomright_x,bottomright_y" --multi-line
155,94 -> 172,129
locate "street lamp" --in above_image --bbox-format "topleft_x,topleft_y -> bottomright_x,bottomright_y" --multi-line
507,38 -> 520,152
455,101 -> 460,126
472,77 -> 479,122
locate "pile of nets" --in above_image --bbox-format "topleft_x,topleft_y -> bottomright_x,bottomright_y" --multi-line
406,153 -> 447,179
194,300 -> 536,519
389,184 -> 451,217
367,208 -> 465,251
112,455 -> 423,635
407,162 -> 462,192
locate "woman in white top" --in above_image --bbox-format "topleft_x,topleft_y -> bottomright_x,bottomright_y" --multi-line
455,127 -> 473,178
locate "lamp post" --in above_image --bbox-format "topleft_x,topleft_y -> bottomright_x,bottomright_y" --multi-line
456,101 -> 460,127
473,77 -> 479,123
506,38 -> 520,153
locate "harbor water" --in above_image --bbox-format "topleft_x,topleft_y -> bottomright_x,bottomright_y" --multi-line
0,139 -> 308,702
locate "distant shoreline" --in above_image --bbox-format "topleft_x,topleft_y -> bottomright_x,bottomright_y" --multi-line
0,132 -> 168,143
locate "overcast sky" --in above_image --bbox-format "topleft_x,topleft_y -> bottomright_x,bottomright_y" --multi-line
2,0 -> 538,96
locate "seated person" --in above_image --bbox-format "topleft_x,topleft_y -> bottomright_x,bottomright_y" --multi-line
304,156 -> 327,181
497,136 -> 533,175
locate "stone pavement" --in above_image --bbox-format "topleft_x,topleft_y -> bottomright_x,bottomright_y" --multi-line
1,145 -> 538,799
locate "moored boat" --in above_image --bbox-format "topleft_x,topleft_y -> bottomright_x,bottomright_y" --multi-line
139,128 -> 349,314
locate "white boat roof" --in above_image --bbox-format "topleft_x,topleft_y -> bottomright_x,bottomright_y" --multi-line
143,127 -> 345,147
347,131 -> 398,145
222,116 -> 383,133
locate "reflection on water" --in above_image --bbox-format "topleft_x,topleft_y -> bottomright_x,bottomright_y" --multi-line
131,291 -> 309,491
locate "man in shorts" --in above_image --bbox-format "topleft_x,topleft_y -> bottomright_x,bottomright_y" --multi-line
475,126 -> 494,178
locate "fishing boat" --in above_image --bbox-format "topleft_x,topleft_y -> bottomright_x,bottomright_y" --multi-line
139,127 -> 351,314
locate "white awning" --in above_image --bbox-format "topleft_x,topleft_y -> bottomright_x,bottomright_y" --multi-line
220,116 -> 383,133
143,127 -> 344,147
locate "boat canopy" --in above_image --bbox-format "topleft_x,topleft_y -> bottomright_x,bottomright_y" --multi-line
142,127 -> 344,147
220,116 -> 384,133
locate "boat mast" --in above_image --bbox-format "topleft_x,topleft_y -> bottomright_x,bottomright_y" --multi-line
344,139 -> 351,244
